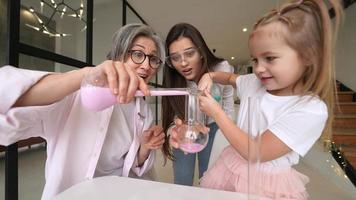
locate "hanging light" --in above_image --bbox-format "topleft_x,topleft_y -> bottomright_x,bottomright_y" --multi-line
40,1 -> 44,13
25,0 -> 87,37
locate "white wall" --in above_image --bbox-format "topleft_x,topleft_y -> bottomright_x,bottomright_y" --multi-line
92,2 -> 123,65
335,3 -> 356,91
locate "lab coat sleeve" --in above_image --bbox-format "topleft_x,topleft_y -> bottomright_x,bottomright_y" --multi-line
0,66 -> 49,145
131,150 -> 156,177
0,66 -> 50,113
0,66 -> 75,146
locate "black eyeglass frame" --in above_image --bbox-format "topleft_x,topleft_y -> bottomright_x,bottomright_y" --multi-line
128,50 -> 162,69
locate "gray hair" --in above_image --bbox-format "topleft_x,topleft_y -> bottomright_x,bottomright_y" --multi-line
107,23 -> 165,68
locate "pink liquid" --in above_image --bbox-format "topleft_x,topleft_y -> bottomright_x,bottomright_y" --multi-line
179,143 -> 205,153
81,87 -> 117,111
81,86 -> 189,111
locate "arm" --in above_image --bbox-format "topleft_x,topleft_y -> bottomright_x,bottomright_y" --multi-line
0,66 -> 76,145
14,67 -> 90,107
210,71 -> 238,88
14,60 -> 150,107
198,72 -> 238,92
213,108 -> 291,162
199,90 -> 291,162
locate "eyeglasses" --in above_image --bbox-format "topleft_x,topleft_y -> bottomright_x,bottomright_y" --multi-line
128,50 -> 162,69
166,47 -> 200,67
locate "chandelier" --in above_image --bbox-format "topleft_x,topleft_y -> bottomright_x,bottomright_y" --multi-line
25,0 -> 86,37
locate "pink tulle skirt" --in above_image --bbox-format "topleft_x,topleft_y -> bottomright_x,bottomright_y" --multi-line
200,146 -> 309,200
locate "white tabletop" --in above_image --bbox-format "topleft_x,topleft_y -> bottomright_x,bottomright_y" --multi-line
53,176 -> 266,200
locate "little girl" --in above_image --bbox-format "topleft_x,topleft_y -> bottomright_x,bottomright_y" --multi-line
196,0 -> 343,199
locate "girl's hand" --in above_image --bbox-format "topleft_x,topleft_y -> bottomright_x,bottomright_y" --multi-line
94,60 -> 150,103
199,89 -> 222,117
140,125 -> 165,150
198,72 -> 213,92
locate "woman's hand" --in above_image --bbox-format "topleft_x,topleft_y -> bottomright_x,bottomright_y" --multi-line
199,89 -> 223,118
95,60 -> 150,103
198,72 -> 213,91
137,125 -> 165,166
140,125 -> 166,150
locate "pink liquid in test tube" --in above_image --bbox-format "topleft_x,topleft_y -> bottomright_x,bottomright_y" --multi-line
81,86 -> 189,111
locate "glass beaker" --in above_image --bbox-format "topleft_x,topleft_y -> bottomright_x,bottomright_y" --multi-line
247,97 -> 262,199
177,88 -> 209,153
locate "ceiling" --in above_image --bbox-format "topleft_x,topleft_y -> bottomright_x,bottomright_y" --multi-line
128,0 -> 286,66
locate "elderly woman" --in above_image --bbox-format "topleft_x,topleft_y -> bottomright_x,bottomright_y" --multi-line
0,23 -> 165,200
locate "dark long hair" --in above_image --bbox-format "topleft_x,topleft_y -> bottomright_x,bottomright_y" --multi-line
161,23 -> 224,160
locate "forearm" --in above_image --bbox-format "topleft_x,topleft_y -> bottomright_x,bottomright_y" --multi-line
14,67 -> 91,107
213,108 -> 290,162
137,145 -> 151,166
210,72 -> 238,88
212,108 -> 256,160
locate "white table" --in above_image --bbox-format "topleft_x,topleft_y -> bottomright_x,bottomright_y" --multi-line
53,176 -> 268,200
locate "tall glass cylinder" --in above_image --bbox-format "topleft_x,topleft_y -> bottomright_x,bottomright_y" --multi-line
247,97 -> 262,199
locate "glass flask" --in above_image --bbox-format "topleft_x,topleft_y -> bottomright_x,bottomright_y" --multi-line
80,68 -> 115,111
80,68 -> 189,111
177,88 -> 209,153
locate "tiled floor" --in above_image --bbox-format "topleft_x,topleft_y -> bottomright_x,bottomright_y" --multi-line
1,141 -> 356,200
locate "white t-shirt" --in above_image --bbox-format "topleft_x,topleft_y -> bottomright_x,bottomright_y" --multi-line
236,74 -> 328,166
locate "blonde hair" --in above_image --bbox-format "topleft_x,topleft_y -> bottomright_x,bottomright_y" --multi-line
251,0 -> 343,140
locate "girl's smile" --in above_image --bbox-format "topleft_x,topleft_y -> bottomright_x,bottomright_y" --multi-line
260,76 -> 273,84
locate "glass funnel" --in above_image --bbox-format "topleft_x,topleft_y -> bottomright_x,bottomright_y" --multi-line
177,88 -> 209,153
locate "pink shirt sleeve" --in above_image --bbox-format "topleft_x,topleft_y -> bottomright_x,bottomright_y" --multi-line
0,66 -> 49,113
0,66 -> 76,145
